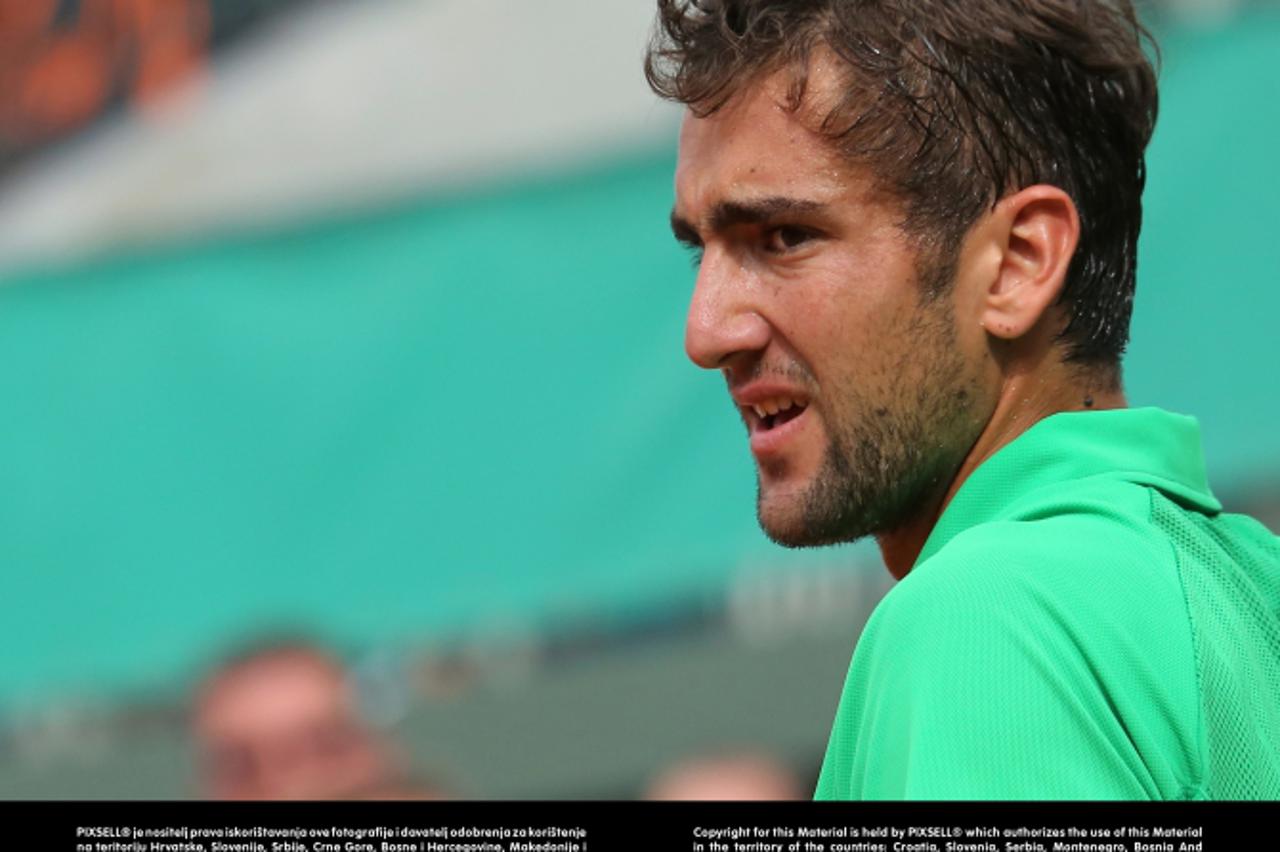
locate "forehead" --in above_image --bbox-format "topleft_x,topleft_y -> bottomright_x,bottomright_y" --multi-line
674,69 -> 863,216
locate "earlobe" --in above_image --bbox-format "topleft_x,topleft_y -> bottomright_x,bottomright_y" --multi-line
979,186 -> 1080,341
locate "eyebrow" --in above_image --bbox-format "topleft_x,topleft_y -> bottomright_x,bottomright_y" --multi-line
670,196 -> 827,246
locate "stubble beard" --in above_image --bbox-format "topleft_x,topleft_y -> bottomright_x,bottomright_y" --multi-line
756,299 -> 980,549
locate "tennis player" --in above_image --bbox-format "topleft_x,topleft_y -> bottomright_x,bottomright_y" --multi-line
648,0 -> 1280,799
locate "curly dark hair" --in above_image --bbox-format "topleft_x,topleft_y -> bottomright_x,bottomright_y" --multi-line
645,0 -> 1159,381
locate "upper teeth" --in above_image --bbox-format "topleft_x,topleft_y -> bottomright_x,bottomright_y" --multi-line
752,397 -> 803,418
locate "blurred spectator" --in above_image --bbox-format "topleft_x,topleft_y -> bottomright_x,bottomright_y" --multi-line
644,751 -> 807,800
347,775 -> 456,801
191,639 -> 403,800
0,0 -> 210,168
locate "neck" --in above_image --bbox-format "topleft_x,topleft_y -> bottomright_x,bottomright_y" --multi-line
876,360 -> 1127,580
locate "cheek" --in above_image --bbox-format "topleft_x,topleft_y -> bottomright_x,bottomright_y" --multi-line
951,291 -> 998,373
782,279 -> 913,383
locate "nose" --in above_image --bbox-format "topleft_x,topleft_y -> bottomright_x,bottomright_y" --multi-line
684,248 -> 771,371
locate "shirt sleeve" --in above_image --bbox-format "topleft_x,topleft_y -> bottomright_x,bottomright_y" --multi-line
814,553 -> 1159,800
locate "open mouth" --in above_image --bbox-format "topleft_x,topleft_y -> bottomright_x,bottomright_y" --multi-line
749,397 -> 809,432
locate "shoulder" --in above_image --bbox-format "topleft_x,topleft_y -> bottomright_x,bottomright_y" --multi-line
900,490 -> 1190,646
829,506 -> 1203,798
871,503 -> 1197,703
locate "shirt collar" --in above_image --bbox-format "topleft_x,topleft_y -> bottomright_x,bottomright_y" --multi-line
915,406 -> 1222,568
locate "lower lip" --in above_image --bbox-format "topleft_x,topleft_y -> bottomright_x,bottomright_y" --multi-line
749,407 -> 811,458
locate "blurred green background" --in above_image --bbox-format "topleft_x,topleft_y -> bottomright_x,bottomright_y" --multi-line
0,0 -> 1276,798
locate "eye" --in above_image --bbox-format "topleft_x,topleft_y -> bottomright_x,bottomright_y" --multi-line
687,246 -> 705,269
764,225 -> 817,254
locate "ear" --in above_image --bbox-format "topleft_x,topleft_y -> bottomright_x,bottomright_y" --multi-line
979,185 -> 1080,340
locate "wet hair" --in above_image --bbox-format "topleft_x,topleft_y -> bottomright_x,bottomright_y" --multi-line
646,0 -> 1159,383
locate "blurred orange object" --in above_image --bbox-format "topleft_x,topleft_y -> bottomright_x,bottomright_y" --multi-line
1,0 -> 209,151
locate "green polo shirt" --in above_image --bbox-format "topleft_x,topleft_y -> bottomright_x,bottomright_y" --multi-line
814,407 -> 1280,800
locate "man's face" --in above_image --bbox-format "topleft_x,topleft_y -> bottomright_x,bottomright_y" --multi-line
193,652 -> 391,800
671,69 -> 986,547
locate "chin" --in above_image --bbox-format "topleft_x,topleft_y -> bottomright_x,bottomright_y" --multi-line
758,516 -> 859,549
756,494 -> 852,549
759,521 -> 821,549
756,475 -> 882,549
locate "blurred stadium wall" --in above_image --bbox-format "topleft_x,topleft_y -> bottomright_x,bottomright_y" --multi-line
0,0 -> 1277,797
